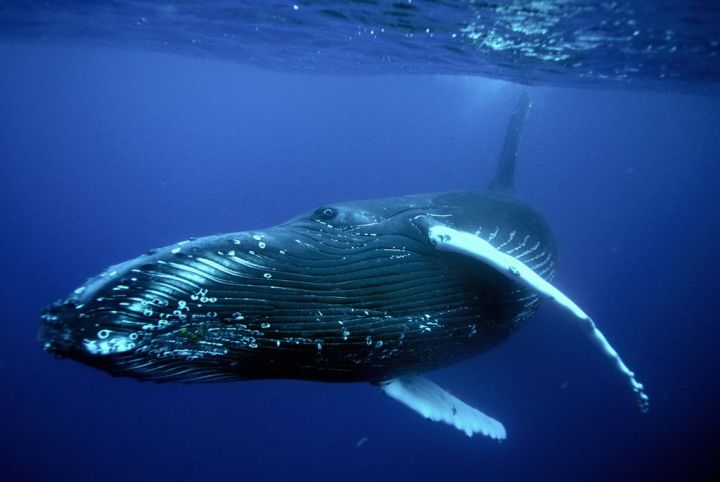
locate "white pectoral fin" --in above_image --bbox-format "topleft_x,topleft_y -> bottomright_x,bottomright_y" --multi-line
427,224 -> 649,412
379,375 -> 506,439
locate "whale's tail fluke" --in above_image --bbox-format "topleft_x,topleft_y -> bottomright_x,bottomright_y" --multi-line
488,92 -> 532,194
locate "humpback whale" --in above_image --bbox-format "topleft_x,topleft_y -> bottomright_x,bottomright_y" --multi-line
40,95 -> 648,439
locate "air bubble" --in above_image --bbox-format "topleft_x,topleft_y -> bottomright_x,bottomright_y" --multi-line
98,329 -> 110,339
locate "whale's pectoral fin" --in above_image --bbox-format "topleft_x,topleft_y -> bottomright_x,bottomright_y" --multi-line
376,375 -> 506,439
426,223 -> 650,413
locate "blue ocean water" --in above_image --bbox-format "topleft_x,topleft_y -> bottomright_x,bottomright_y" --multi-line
1,2 -> 719,481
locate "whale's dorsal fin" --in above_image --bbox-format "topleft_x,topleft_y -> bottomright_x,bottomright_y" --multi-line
377,375 -> 506,439
426,223 -> 650,413
488,93 -> 532,194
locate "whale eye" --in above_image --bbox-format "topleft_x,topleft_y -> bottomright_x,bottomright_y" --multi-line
314,207 -> 337,221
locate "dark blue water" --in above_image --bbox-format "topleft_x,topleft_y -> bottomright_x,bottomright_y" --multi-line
2,3 -> 720,481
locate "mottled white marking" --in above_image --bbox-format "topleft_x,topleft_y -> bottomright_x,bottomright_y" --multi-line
428,224 -> 649,412
84,335 -> 134,355
506,234 -> 530,254
533,252 -> 553,270
517,241 -> 541,259
380,376 -> 506,439
487,226 -> 499,241
525,249 -> 547,263
497,230 -> 516,249
228,255 -> 265,270
164,261 -> 211,284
